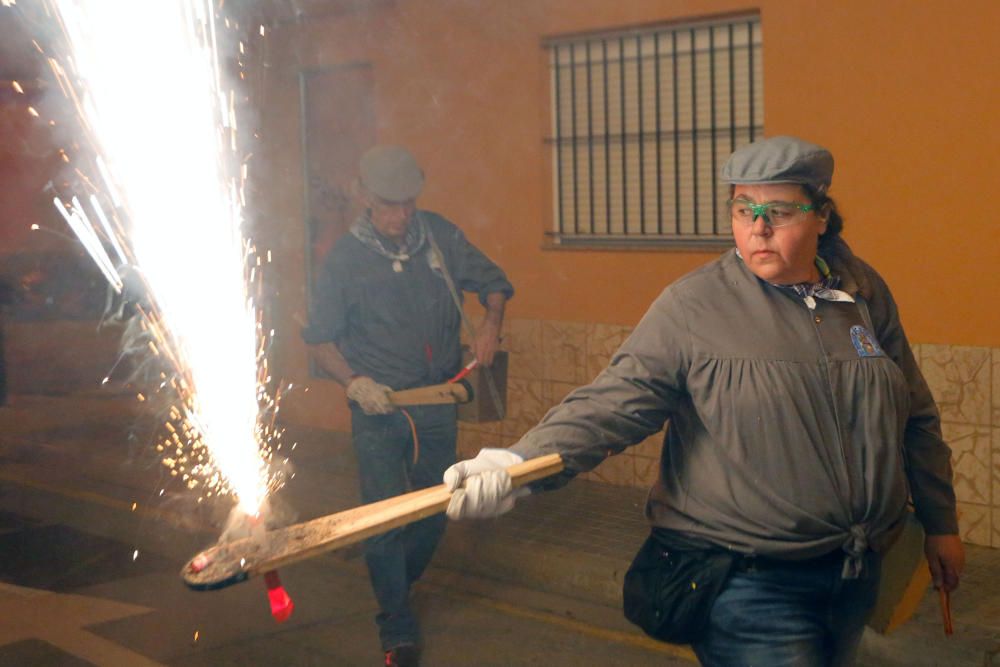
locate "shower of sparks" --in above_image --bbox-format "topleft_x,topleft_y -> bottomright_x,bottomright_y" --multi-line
42,0 -> 284,516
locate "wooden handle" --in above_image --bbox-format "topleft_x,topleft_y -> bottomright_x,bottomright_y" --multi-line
507,452 -> 565,489
182,453 -> 564,590
389,381 -> 471,406
939,589 -> 953,636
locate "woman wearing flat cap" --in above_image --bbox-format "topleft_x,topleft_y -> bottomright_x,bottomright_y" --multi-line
443,135 -> 964,666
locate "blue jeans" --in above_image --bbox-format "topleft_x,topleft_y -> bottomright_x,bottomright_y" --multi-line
692,552 -> 881,667
351,404 -> 457,651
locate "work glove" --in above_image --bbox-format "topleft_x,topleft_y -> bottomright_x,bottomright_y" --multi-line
346,376 -> 395,415
444,448 -> 527,519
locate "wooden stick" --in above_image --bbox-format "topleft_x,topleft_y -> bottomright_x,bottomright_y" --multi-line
939,588 -> 953,636
182,453 -> 564,590
389,380 -> 471,406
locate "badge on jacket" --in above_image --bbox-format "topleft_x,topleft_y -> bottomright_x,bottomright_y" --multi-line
850,325 -> 885,357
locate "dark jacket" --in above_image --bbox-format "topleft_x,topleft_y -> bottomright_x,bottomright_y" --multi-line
304,210 -> 513,390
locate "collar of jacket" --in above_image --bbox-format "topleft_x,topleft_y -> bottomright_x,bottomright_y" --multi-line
350,210 -> 427,262
733,246 -> 864,308
818,236 -> 871,300
731,237 -> 871,300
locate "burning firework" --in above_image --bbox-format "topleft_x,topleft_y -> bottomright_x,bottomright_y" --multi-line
24,0 -> 286,517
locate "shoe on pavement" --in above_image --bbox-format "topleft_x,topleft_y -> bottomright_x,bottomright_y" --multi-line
384,643 -> 419,667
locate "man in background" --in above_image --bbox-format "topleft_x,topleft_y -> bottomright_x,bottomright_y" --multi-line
302,145 -> 513,667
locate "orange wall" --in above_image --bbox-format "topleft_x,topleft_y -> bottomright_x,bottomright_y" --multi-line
256,0 -> 1000,424
0,103 -> 65,251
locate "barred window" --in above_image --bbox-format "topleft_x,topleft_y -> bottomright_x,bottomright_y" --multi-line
546,15 -> 763,248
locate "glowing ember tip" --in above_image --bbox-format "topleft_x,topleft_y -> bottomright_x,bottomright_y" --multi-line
190,553 -> 210,573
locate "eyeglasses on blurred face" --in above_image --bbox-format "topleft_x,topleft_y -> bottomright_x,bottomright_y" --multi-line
727,197 -> 815,228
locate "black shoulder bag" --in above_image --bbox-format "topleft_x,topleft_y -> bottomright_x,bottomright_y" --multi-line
623,529 -> 737,644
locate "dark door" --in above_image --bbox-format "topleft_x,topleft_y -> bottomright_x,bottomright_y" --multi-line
299,64 -> 376,276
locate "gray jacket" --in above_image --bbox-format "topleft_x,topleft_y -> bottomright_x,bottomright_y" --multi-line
512,248 -> 957,561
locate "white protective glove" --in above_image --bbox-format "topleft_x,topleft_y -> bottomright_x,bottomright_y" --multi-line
444,448 -> 528,520
346,376 -> 395,415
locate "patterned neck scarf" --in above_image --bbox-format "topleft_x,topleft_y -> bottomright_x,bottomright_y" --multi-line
737,250 -> 856,310
785,256 -> 856,310
350,211 -> 427,264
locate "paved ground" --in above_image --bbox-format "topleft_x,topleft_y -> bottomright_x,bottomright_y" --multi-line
0,394 -> 688,666
0,508 -> 692,666
1,393 -> 999,666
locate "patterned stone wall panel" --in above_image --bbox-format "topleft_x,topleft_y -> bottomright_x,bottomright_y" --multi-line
458,412 -> 502,441
957,502 -> 991,546
584,323 -> 632,383
993,348 -> 1000,426
922,345 -> 991,426
504,318 -> 544,381
499,377 -> 547,441
634,454 -> 660,489
454,431 -> 477,459
632,431 -> 665,460
455,424 -> 502,458
993,427 -> 1000,546
944,423 -> 992,505
542,320 -> 589,384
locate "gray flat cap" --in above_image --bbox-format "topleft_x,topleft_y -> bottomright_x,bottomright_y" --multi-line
360,145 -> 425,202
722,136 -> 834,193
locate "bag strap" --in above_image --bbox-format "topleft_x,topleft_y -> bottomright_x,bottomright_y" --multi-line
425,225 -> 506,419
426,225 -> 477,343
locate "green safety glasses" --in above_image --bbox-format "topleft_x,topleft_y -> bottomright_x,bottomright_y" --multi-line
727,198 -> 815,228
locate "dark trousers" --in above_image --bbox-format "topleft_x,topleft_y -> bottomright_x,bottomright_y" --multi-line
350,403 -> 457,650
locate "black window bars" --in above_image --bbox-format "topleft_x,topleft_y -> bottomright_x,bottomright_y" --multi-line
547,15 -> 763,248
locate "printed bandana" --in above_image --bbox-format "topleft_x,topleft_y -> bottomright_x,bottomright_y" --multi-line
737,251 -> 855,310
350,211 -> 428,265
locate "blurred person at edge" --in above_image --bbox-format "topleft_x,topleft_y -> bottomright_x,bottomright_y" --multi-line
444,136 -> 963,667
302,145 -> 513,667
